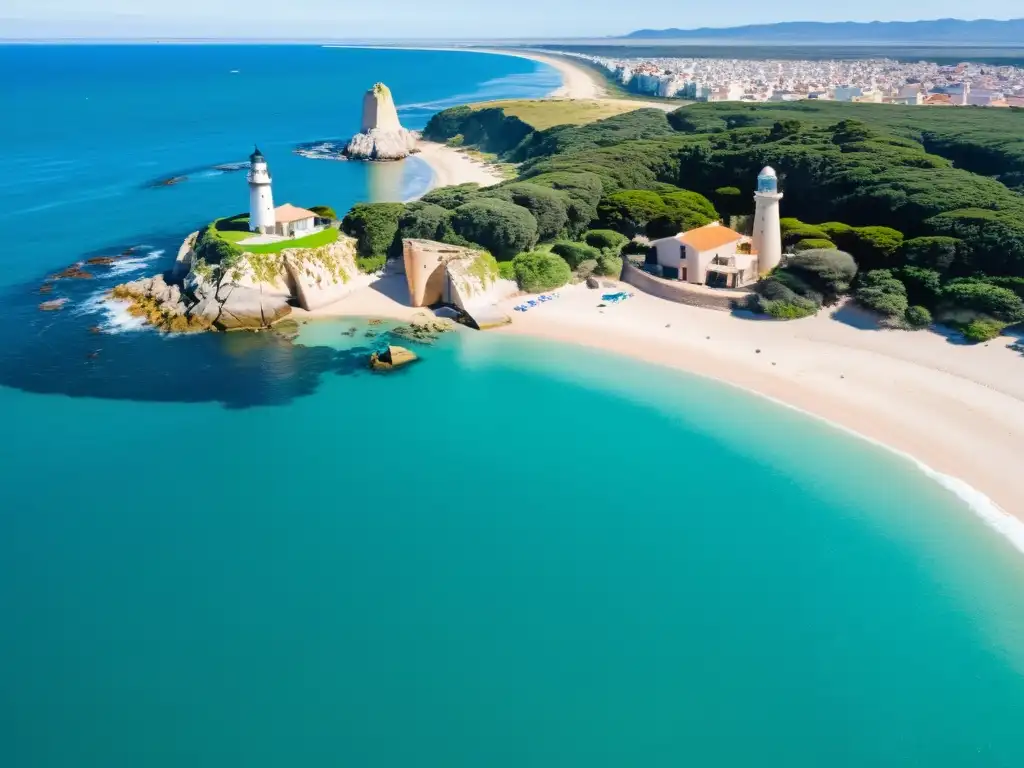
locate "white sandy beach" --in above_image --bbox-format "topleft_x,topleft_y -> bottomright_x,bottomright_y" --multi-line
409,48 -> 606,192
413,140 -> 506,191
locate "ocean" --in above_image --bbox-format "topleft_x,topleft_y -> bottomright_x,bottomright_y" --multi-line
2,44 -> 1024,767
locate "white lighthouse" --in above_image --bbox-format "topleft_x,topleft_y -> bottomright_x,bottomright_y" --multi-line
752,166 -> 783,275
247,146 -> 275,234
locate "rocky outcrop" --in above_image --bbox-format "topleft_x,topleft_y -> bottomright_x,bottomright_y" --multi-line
111,232 -> 363,332
171,231 -> 199,281
369,345 -> 418,371
281,238 -> 360,310
344,83 -> 418,161
402,239 -> 517,328
113,269 -> 290,333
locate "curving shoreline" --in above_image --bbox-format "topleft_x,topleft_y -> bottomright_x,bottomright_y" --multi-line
312,47 -> 1024,531
301,274 -> 1024,530
405,47 -> 604,196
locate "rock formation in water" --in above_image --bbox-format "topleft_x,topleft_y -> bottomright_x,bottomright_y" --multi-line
344,83 -> 418,161
112,229 -> 363,332
369,345 -> 418,371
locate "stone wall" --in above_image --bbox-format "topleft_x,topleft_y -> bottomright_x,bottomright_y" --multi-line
621,260 -> 748,312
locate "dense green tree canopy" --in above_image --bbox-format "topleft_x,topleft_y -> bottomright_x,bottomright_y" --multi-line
481,182 -> 570,241
598,190 -> 667,236
398,202 -> 456,243
342,203 -> 404,258
451,199 -> 538,259
419,183 -> 482,210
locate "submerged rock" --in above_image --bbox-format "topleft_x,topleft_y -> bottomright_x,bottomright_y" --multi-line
52,265 -> 93,280
39,298 -> 68,311
369,345 -> 418,371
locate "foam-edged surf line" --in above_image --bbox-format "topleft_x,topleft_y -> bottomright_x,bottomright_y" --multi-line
728,382 -> 1024,556
73,291 -> 148,334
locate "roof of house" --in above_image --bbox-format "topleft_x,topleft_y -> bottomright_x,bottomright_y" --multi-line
923,93 -> 953,106
274,203 -> 317,223
678,223 -> 744,252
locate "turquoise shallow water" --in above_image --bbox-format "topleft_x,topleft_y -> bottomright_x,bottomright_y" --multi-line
2,45 -> 1024,767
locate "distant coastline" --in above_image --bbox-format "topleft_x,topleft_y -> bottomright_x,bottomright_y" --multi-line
395,46 -> 605,199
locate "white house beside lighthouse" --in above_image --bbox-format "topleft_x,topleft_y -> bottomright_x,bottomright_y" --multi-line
752,166 -> 783,274
247,146 -> 275,234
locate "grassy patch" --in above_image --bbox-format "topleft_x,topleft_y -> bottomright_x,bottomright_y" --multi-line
470,98 -> 666,130
239,227 -> 339,254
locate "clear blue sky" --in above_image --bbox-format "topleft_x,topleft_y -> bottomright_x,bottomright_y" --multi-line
3,1 -> 1022,39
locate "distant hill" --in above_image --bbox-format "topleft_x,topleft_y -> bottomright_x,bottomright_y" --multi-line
622,18 -> 1024,44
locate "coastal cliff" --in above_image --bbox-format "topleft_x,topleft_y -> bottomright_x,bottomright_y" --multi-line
112,231 -> 362,331
402,239 -> 518,328
344,83 -> 418,161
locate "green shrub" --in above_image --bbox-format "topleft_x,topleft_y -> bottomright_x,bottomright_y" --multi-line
497,261 -> 516,281
356,254 -> 387,274
962,318 -> 1008,343
512,251 -> 572,293
194,224 -> 244,269
763,299 -> 819,319
819,221 -> 854,241
904,305 -> 933,328
896,266 -> 942,308
783,248 -> 858,302
780,218 -> 830,247
595,253 -> 623,277
855,269 -> 909,318
551,240 -> 602,269
941,280 -> 1024,323
451,198 -> 539,259
793,238 -> 836,252
746,276 -> 820,319
583,229 -> 629,252
446,134 -> 465,147
843,226 -> 904,270
575,259 -> 599,279
342,203 -> 404,258
309,205 -> 338,220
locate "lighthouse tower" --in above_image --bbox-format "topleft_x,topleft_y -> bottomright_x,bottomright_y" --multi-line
247,146 -> 275,234
752,166 -> 783,274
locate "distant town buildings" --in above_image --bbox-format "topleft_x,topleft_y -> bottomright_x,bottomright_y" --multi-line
559,51 -> 1024,108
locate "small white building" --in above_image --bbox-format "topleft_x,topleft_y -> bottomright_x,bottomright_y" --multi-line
270,203 -> 318,238
650,223 -> 757,288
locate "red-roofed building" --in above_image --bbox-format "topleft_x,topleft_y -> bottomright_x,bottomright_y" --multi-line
650,222 -> 758,288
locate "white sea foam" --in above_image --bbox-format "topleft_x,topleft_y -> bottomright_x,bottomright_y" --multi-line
107,249 -> 164,277
73,292 -> 148,333
743,387 -> 1024,555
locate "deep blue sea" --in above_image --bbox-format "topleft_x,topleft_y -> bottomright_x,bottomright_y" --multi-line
2,45 -> 1024,767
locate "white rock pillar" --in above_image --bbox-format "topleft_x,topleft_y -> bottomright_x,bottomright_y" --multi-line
247,146 -> 275,234
361,83 -> 402,133
752,166 -> 783,274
